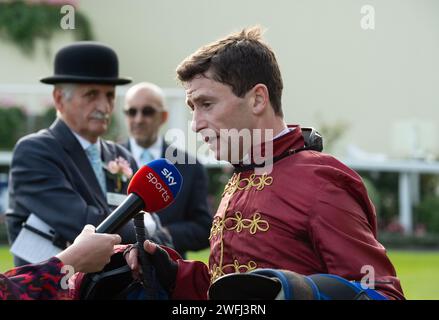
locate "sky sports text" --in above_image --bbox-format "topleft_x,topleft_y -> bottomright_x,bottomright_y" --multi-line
146,172 -> 172,202
161,168 -> 178,186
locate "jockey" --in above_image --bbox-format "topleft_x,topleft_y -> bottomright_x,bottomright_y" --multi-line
80,26 -> 405,300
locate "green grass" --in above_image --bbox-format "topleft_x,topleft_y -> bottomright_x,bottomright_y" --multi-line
0,245 -> 14,272
387,250 -> 439,300
1,246 -> 438,299
187,248 -> 210,264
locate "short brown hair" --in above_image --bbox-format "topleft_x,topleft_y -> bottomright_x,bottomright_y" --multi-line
176,26 -> 284,117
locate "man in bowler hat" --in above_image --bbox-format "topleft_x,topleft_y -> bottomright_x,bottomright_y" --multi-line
6,42 -> 138,266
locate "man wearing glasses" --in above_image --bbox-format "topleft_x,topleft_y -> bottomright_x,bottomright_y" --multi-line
122,82 -> 212,258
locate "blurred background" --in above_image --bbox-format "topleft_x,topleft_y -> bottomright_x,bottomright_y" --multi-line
0,0 -> 438,299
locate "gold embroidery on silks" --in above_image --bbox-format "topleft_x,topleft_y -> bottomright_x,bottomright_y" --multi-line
209,211 -> 270,282
211,260 -> 258,282
209,216 -> 223,240
238,173 -> 273,191
209,172 -> 273,283
211,172 -> 240,282
209,212 -> 269,239
223,173 -> 273,196
224,212 -> 269,234
222,172 -> 241,196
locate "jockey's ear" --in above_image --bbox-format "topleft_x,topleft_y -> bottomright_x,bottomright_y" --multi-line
249,84 -> 269,117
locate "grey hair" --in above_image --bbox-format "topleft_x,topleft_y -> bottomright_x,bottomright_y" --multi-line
55,83 -> 77,101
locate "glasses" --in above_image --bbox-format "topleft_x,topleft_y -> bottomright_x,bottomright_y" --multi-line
124,106 -> 160,117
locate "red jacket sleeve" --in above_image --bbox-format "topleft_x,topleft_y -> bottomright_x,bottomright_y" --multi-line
155,244 -> 211,300
308,182 -> 405,300
171,259 -> 211,300
0,257 -> 70,300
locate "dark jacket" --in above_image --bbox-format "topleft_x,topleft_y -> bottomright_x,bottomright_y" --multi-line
7,118 -> 138,265
123,139 -> 212,256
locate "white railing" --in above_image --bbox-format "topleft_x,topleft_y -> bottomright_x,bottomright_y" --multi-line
0,152 -> 12,166
341,158 -> 439,235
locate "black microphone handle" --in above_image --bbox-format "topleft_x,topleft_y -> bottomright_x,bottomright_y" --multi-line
96,193 -> 144,234
134,213 -> 157,299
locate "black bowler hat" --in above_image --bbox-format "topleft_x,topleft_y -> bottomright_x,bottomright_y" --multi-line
40,42 -> 132,85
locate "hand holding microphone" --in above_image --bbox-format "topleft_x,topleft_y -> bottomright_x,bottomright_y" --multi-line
56,225 -> 122,273
125,239 -> 178,293
95,158 -> 182,298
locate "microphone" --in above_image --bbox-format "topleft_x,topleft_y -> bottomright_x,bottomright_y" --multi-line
96,158 -> 183,234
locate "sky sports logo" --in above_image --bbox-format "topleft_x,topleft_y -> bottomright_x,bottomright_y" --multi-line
133,158 -> 182,209
160,168 -> 178,186
146,172 -> 172,203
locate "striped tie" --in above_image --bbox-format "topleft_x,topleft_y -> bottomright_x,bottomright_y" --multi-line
85,144 -> 107,194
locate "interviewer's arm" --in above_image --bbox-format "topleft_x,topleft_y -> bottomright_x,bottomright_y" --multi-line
0,225 -> 121,300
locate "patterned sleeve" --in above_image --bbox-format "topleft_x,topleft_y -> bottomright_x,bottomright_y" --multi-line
0,257 -> 70,300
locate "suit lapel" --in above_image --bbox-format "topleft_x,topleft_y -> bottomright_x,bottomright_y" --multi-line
49,118 -> 109,210
101,140 -> 118,193
122,140 -> 131,152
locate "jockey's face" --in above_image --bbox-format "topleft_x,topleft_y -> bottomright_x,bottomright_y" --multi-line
184,72 -> 255,163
